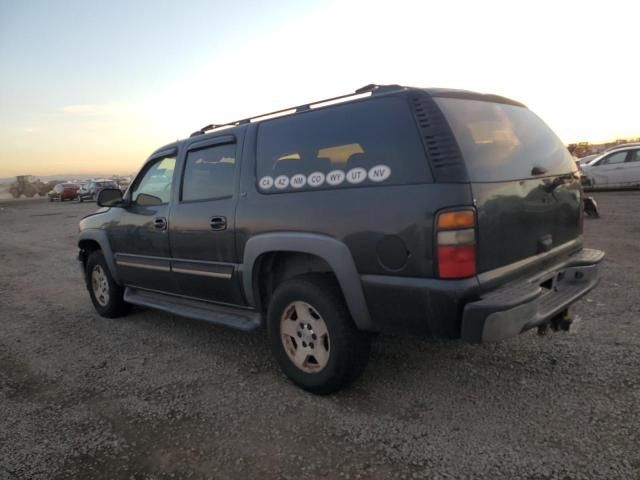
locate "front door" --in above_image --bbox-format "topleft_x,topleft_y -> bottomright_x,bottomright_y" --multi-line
590,150 -> 629,187
168,136 -> 245,305
108,152 -> 177,293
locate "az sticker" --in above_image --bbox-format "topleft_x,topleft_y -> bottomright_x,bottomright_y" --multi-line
274,175 -> 289,189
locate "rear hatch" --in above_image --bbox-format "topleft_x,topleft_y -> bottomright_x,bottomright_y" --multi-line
434,96 -> 582,274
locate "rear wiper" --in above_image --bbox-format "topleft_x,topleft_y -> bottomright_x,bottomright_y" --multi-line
531,166 -> 548,176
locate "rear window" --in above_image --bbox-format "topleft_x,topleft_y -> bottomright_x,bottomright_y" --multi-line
435,98 -> 576,182
256,97 -> 430,192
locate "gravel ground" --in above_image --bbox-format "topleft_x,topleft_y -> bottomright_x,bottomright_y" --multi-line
0,193 -> 639,480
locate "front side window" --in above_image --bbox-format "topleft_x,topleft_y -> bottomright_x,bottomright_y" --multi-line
131,156 -> 176,205
256,97 -> 430,193
601,151 -> 628,165
181,143 -> 236,202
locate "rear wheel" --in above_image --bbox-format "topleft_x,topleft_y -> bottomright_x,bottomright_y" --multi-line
267,274 -> 370,394
86,251 -> 130,318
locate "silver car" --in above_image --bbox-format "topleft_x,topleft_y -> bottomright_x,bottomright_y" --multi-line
581,146 -> 640,189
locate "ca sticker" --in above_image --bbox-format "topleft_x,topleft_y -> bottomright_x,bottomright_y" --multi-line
326,170 -> 345,186
368,165 -> 391,182
290,174 -> 306,188
275,175 -> 289,189
259,176 -> 274,189
307,172 -> 325,187
346,167 -> 367,184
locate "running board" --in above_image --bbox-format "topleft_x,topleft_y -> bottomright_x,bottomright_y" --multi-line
124,288 -> 261,331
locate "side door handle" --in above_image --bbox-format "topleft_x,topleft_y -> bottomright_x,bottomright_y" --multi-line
209,216 -> 227,231
153,217 -> 168,230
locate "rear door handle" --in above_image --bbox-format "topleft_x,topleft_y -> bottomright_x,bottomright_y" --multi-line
153,217 -> 167,230
209,216 -> 227,231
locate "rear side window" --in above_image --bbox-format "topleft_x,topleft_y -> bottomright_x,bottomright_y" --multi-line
256,97 -> 430,192
435,98 -> 576,182
182,143 -> 236,202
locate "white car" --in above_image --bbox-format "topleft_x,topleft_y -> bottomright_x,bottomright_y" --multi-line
581,146 -> 640,189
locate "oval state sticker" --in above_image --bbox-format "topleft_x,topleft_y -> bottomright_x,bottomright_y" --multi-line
346,167 -> 367,184
326,170 -> 345,186
259,176 -> 274,189
274,175 -> 289,189
307,171 -> 325,187
368,165 -> 391,182
290,174 -> 307,189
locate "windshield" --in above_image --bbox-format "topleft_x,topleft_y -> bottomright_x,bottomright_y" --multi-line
435,97 -> 576,182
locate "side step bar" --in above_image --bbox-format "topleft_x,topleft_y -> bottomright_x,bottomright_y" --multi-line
124,288 -> 261,331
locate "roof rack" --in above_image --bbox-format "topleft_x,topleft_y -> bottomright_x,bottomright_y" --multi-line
189,84 -> 403,137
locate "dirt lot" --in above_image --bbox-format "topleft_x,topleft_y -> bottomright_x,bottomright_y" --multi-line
0,194 -> 639,480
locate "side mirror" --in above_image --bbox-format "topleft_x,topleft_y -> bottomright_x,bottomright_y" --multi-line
97,188 -> 124,207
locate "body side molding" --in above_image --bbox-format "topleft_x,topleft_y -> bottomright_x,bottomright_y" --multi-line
241,232 -> 373,331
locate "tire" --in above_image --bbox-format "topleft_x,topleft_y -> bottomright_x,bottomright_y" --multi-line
267,273 -> 370,394
49,197 -> 53,202
85,250 -> 130,318
79,196 -> 84,203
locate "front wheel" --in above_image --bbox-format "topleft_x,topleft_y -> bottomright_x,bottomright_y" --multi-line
85,251 -> 130,318
267,274 -> 370,394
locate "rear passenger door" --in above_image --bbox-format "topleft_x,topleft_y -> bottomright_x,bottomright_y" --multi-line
168,134 -> 246,305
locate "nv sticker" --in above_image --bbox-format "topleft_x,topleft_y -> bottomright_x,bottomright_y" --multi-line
368,165 -> 391,182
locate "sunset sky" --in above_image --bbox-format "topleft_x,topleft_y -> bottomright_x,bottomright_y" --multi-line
0,0 -> 638,178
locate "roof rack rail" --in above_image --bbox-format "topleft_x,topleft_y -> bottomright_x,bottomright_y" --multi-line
189,84 -> 404,137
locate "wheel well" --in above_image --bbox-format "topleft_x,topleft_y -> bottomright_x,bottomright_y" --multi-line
254,252 -> 334,312
78,239 -> 101,269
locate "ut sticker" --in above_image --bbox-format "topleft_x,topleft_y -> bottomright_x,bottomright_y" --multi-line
290,174 -> 306,188
346,167 -> 367,184
368,165 -> 391,182
307,172 -> 325,187
275,175 -> 289,189
326,170 -> 345,186
259,176 -> 274,189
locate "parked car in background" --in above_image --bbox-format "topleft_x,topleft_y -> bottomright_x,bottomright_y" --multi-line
48,183 -> 79,202
581,145 -> 640,189
48,183 -> 79,201
78,180 -> 120,202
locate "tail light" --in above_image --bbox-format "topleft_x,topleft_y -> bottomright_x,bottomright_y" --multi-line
436,209 -> 476,279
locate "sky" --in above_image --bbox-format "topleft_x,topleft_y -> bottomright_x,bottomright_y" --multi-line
0,0 -> 638,177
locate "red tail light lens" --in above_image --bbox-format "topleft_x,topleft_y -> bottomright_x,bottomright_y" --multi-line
437,245 -> 476,278
436,209 -> 477,279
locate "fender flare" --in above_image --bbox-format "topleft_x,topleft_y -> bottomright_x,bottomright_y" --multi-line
78,229 -> 121,285
241,232 -> 373,331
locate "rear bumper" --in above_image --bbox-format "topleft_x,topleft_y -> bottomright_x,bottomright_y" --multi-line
461,248 -> 604,343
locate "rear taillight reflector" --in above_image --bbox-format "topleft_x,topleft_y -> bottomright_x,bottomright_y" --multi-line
436,209 -> 476,279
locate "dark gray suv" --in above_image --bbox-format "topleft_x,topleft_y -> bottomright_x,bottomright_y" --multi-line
78,84 -> 604,393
